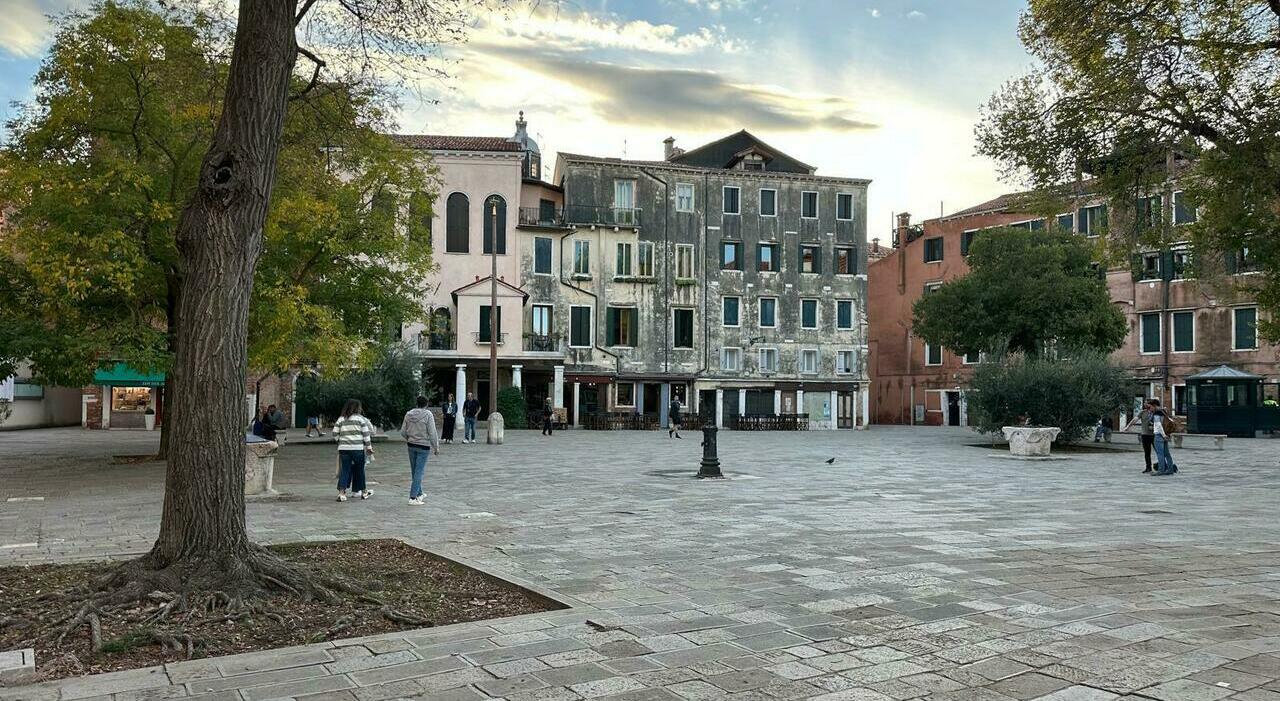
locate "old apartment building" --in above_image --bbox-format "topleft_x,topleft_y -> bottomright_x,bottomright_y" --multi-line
540,131 -> 871,428
869,182 -> 1278,426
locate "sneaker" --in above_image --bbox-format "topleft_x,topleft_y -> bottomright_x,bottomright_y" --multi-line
361,490 -> 374,499
408,496 -> 424,505
336,493 -> 347,502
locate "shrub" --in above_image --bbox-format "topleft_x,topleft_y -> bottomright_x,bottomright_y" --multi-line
967,350 -> 1134,443
295,344 -> 427,429
495,386 -> 527,429
0,400 -> 10,426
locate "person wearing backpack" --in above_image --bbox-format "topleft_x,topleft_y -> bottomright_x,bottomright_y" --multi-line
1150,399 -> 1178,476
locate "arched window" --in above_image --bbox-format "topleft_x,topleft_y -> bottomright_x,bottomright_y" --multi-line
446,192 -> 469,253
482,195 -> 507,255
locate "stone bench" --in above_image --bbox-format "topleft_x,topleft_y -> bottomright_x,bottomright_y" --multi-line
1171,433 -> 1226,450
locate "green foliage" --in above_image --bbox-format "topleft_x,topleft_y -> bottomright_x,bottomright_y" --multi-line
967,351 -> 1134,443
912,228 -> 1127,357
976,0 -> 1280,340
495,386 -> 527,429
0,0 -> 436,388
294,345 -> 426,429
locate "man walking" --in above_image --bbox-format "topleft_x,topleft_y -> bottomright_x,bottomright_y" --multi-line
462,392 -> 481,443
668,395 -> 683,439
1130,400 -> 1156,473
541,398 -> 555,436
400,395 -> 440,505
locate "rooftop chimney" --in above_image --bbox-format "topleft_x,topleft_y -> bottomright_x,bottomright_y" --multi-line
663,136 -> 676,160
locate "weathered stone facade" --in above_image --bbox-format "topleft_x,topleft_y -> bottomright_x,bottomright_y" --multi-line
533,131 -> 871,428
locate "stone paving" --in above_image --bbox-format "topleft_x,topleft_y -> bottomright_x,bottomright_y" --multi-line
0,426 -> 1278,701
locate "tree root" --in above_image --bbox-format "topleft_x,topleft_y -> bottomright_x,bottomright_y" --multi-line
380,607 -> 432,627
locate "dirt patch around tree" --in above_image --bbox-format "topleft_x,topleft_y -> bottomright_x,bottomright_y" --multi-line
0,539 -> 564,683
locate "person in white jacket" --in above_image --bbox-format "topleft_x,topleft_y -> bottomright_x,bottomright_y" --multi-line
400,395 -> 441,505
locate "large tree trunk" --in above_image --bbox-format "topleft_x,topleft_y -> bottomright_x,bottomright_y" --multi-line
145,0 -> 298,583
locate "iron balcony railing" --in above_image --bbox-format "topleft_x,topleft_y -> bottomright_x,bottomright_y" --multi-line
471,331 -> 509,345
563,204 -> 642,228
517,207 -> 569,228
523,333 -> 563,353
418,332 -> 455,351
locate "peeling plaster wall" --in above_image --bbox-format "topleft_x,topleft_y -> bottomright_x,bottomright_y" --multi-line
550,159 -> 870,391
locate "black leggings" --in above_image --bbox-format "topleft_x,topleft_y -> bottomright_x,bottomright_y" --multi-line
1140,434 -> 1154,469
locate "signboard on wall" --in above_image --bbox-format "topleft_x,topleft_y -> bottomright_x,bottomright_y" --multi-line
914,404 -> 925,423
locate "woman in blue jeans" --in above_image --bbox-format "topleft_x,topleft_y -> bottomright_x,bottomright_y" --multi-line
333,399 -> 375,501
1151,401 -> 1178,476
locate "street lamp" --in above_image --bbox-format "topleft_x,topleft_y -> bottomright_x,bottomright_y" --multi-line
486,196 -> 502,444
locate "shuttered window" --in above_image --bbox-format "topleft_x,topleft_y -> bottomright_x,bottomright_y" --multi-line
1172,311 -> 1194,353
478,305 -> 501,343
606,307 -> 637,347
1140,313 -> 1161,354
570,306 -> 592,348
446,192 -> 469,253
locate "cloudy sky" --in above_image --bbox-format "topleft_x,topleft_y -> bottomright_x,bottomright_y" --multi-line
0,0 -> 1035,240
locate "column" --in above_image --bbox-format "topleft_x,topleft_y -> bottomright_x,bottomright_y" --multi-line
773,390 -> 782,416
455,364 -> 467,407
660,383 -> 671,427
553,365 -> 565,408
859,385 -> 870,429
737,389 -> 746,418
511,364 -> 523,389
830,390 -> 839,430
636,383 -> 645,415
572,382 -> 581,427
851,388 -> 859,428
715,388 -> 724,428
796,389 -> 805,420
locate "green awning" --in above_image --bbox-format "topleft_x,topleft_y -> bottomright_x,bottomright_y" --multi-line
93,363 -> 166,387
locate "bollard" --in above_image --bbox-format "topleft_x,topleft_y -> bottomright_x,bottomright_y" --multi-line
697,408 -> 723,479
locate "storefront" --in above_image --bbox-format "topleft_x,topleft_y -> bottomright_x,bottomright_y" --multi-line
83,364 -> 166,430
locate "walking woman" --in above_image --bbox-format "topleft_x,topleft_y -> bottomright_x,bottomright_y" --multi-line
333,399 -> 375,501
1150,399 -> 1178,476
441,393 -> 457,444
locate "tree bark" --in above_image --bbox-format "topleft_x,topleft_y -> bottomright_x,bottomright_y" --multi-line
146,0 -> 298,581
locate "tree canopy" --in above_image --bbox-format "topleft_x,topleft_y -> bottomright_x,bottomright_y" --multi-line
912,227 -> 1127,357
976,0 -> 1280,339
0,0 -> 435,389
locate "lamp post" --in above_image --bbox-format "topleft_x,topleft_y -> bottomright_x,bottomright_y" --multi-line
486,196 -> 502,444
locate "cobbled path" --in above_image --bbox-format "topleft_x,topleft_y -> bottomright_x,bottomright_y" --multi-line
0,426 -> 1277,701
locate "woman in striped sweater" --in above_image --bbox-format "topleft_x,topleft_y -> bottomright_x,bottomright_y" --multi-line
333,399 -> 375,502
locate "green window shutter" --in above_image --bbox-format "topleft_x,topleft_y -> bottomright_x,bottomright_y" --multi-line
479,306 -> 491,343
606,308 -> 618,345
1173,312 -> 1194,352
1161,250 -> 1175,281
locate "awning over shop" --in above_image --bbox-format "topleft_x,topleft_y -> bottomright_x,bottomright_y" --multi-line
93,363 -> 166,387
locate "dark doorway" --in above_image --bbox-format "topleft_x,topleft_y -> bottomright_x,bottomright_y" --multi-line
643,383 -> 662,417
722,390 -> 740,420
745,389 -> 774,415
698,389 -> 716,419
476,380 -> 491,420
581,384 -> 602,416
946,391 -> 961,427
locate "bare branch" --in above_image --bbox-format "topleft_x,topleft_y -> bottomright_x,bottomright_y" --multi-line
290,46 -> 327,102
295,0 -> 320,25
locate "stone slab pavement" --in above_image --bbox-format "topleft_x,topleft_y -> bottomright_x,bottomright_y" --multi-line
0,426 -> 1277,701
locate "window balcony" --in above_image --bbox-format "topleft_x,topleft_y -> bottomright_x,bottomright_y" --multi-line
472,331 -> 509,345
518,207 -> 569,229
523,333 -> 563,353
563,204 -> 642,228
418,332 -> 456,352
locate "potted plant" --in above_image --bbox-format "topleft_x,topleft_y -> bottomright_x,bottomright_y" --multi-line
144,406 -> 156,431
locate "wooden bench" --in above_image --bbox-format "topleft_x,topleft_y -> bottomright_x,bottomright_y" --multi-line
1171,433 -> 1226,450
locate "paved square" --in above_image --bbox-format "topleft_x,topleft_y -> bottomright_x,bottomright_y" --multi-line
1,426 -> 1278,700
